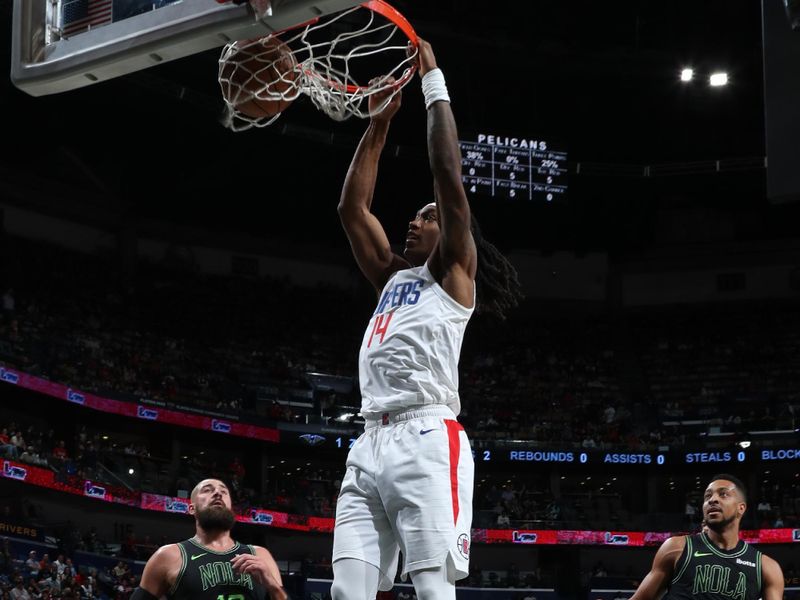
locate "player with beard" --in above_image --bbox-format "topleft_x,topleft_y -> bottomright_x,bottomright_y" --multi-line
132,478 -> 287,600
629,474 -> 784,600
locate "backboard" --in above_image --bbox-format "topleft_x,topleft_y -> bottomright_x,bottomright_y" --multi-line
11,0 -> 363,97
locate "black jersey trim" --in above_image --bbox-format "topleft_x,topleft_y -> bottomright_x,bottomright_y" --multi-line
756,551 -> 762,591
170,543 -> 187,597
672,536 -> 693,584
699,532 -> 748,558
188,538 -> 241,555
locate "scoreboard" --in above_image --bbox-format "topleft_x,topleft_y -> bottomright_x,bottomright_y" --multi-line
460,134 -> 568,202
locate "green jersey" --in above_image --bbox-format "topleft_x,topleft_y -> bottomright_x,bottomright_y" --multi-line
665,533 -> 763,600
168,538 -> 267,600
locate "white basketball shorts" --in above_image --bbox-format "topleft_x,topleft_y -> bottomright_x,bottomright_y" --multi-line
331,405 -> 474,591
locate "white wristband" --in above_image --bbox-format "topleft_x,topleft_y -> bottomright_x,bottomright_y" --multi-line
421,68 -> 450,109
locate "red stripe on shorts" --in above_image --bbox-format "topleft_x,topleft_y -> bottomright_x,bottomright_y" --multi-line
444,419 -> 464,525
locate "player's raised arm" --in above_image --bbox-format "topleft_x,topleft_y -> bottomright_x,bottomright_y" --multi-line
338,80 -> 410,292
629,536 -> 686,600
413,39 -> 477,304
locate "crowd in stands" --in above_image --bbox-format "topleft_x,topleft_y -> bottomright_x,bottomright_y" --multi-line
632,305 -> 800,431
1,236 -> 800,533
0,536 -> 139,599
0,519 -> 551,596
1,236 -> 799,454
5,399 -> 800,535
458,315 -> 637,449
0,237 -> 366,424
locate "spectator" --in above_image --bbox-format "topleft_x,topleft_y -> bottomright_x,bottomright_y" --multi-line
80,575 -> 95,599
112,562 -> 127,580
24,552 -> 39,578
11,431 -> 26,455
0,429 -> 17,459
39,570 -> 61,595
26,578 -> 40,598
10,578 -> 32,600
52,441 -> 68,462
38,554 -> 51,574
51,555 -> 66,576
19,446 -> 47,467
63,558 -> 77,578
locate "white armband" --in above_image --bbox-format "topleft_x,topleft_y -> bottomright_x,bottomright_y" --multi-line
421,68 -> 450,109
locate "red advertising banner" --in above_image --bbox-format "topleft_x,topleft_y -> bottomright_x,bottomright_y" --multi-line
141,493 -> 191,514
474,527 -> 799,546
0,366 -> 279,443
1,460 -> 137,506
3,460 -> 798,544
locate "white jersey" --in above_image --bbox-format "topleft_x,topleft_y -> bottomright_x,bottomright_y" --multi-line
358,262 -> 474,417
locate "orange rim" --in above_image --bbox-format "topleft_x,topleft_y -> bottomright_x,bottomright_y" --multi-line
265,0 -> 418,95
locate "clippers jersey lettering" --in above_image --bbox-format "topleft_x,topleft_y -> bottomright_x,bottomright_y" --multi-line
359,263 -> 474,416
665,533 -> 762,600
168,539 -> 267,600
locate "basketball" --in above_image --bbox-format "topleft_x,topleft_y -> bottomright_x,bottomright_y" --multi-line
220,36 -> 298,119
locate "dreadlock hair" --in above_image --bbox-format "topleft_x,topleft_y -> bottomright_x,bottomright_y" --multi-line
471,214 -> 523,320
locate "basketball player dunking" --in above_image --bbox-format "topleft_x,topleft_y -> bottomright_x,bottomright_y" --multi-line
629,474 -> 784,600
331,39 -> 522,600
132,478 -> 287,600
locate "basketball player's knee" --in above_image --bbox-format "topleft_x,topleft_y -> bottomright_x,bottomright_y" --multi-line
330,580 -> 376,600
329,579 -> 348,600
331,558 -> 380,600
410,566 -> 455,600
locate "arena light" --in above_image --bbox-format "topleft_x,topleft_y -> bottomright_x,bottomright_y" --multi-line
680,68 -> 694,82
709,72 -> 728,87
737,440 -> 751,449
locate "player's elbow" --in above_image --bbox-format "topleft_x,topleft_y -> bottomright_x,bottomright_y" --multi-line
337,200 -> 360,221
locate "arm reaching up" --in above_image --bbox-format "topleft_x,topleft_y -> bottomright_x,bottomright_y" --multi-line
338,79 -> 410,292
413,38 -> 477,307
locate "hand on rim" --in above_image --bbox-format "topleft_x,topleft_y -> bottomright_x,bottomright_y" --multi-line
368,76 -> 402,122
408,37 -> 437,77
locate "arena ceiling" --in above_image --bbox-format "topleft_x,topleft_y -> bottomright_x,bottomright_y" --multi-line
2,0 -> 796,255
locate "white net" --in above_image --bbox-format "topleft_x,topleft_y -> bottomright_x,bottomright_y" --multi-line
218,1 -> 418,131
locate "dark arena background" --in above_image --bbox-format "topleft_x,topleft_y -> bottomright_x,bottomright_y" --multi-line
1,0 -> 800,598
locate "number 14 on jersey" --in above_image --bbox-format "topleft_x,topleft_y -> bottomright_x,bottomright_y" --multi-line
367,312 -> 394,347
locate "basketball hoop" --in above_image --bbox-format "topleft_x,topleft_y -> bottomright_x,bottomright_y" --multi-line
217,0 -> 418,131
